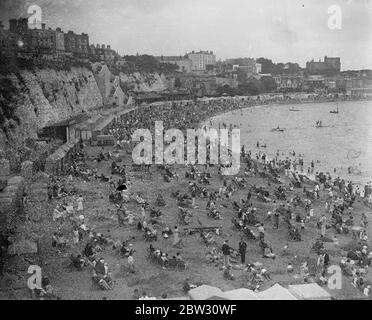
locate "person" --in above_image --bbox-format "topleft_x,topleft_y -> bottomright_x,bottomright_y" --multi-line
315,184 -> 320,199
117,204 -> 126,227
133,288 -> 141,299
287,262 -> 294,273
319,214 -> 327,237
176,252 -> 183,262
128,252 -> 135,273
238,238 -> 247,264
127,212 -> 135,225
263,245 -> 276,259
300,220 -> 305,230
317,250 -> 330,277
95,258 -> 106,276
333,235 -> 339,246
222,240 -> 231,268
84,242 -> 94,258
273,211 -> 280,229
182,278 -> 196,293
77,195 -> 84,213
139,292 -> 149,300
140,205 -> 146,221
364,285 -> 371,297
161,253 -> 168,269
258,223 -> 265,240
191,188 -> 197,208
173,226 -> 181,247
72,227 -> 80,245
300,262 -> 310,282
223,266 -> 235,280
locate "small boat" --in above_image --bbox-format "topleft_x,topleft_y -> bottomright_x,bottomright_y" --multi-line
289,108 -> 300,112
315,121 -> 329,128
315,124 -> 330,128
271,127 -> 285,132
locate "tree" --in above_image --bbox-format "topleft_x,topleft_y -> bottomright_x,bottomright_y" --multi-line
174,77 -> 182,88
216,84 -> 237,96
238,78 -> 262,95
261,76 -> 277,93
256,57 -> 275,74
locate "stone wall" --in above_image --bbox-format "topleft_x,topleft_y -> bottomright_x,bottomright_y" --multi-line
0,176 -> 25,234
45,138 -> 80,176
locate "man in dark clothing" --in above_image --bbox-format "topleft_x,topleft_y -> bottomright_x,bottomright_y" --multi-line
222,240 -> 231,267
84,242 -> 94,258
238,238 -> 247,264
274,211 -> 280,229
95,258 -> 106,276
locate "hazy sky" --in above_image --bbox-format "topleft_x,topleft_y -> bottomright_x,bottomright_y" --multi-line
1,0 -> 371,70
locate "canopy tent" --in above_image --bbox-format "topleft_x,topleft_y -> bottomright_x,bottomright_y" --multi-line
215,288 -> 260,300
126,95 -> 134,106
165,296 -> 190,300
257,284 -> 298,300
188,285 -> 223,300
288,283 -> 332,300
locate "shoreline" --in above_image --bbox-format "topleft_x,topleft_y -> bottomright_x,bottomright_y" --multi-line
200,99 -> 371,187
2,96 -> 372,300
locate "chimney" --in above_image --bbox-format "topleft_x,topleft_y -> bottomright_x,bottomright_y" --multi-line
42,23 -> 46,30
20,18 -> 29,31
9,19 -> 17,32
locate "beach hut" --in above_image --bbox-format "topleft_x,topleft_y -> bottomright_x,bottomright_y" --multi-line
97,135 -> 116,146
288,283 -> 332,300
188,285 -> 223,300
216,288 -> 260,300
257,284 -> 298,300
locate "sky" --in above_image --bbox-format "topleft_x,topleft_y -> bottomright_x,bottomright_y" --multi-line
0,0 -> 371,70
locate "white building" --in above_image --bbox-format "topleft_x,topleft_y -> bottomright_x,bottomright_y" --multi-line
256,63 -> 262,74
187,51 -> 216,71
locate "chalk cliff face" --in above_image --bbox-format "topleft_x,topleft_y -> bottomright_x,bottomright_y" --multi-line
20,67 -> 103,128
0,67 -> 103,152
92,62 -> 175,106
0,63 -> 175,162
119,72 -> 174,92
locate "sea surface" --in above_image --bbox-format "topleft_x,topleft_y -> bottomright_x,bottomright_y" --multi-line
208,100 -> 372,186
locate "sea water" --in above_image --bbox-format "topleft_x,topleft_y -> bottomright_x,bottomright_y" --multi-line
209,100 -> 372,185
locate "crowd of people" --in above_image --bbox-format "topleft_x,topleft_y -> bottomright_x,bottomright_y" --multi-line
25,95 -> 372,299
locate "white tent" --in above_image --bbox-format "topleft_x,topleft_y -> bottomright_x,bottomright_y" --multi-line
188,285 -> 223,300
257,284 -> 298,300
288,283 -> 332,300
216,288 -> 260,300
126,96 -> 134,106
165,296 -> 191,300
